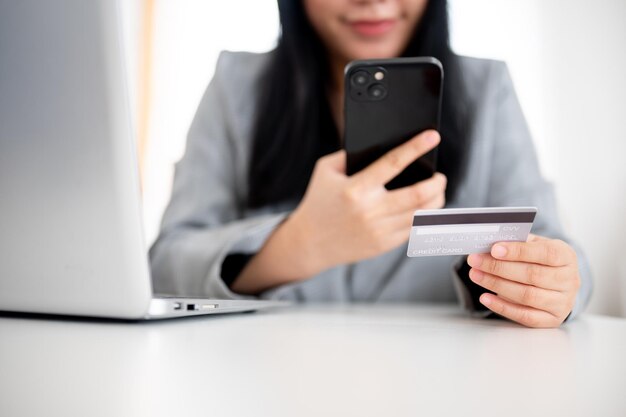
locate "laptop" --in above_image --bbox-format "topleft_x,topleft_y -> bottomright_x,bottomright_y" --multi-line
0,0 -> 286,319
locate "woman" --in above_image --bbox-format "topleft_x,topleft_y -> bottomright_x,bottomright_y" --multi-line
150,0 -> 592,327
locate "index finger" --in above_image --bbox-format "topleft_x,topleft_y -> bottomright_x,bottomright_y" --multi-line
351,130 -> 440,187
527,233 -> 548,242
490,239 -> 575,267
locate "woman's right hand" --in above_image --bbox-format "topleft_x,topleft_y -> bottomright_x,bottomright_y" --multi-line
286,129 -> 447,276
231,129 -> 446,294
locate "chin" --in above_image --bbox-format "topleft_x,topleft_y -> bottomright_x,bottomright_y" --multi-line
344,43 -> 404,61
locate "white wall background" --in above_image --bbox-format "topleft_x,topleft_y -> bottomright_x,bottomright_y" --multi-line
130,1 -> 626,316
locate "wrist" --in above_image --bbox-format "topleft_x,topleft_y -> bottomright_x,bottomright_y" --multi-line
283,209 -> 330,277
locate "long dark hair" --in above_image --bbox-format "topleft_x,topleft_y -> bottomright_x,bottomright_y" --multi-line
247,0 -> 469,208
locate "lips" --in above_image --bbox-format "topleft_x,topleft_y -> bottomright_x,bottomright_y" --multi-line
348,19 -> 397,37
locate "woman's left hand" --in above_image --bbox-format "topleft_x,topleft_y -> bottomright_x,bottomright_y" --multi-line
467,234 -> 581,328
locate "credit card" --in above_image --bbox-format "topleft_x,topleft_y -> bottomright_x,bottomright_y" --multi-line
407,207 -> 537,257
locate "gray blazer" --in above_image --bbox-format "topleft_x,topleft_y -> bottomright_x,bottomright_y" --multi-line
150,51 -> 592,319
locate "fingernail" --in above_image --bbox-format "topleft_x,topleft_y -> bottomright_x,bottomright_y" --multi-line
480,294 -> 492,306
491,244 -> 507,258
469,268 -> 483,283
467,254 -> 483,267
425,131 -> 440,144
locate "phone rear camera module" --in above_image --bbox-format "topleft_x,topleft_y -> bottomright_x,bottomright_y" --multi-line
351,70 -> 370,87
368,83 -> 387,100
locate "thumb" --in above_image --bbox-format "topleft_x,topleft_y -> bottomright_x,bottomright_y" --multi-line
319,149 -> 347,173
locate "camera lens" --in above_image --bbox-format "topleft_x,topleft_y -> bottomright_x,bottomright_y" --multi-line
368,83 -> 387,99
351,71 -> 370,87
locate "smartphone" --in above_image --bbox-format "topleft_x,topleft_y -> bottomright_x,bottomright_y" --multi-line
343,57 -> 443,189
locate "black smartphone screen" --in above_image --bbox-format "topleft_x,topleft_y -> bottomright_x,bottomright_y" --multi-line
343,57 -> 443,189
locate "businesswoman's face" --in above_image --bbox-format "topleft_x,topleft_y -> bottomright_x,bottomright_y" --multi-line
303,0 -> 428,64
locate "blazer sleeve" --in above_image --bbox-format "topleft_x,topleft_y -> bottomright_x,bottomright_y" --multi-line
149,53 -> 289,300
452,62 -> 592,320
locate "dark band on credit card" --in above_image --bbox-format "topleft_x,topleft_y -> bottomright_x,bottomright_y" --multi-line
412,211 -> 536,227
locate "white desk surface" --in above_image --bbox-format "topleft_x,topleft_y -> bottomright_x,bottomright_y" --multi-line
1,304 -> 625,417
